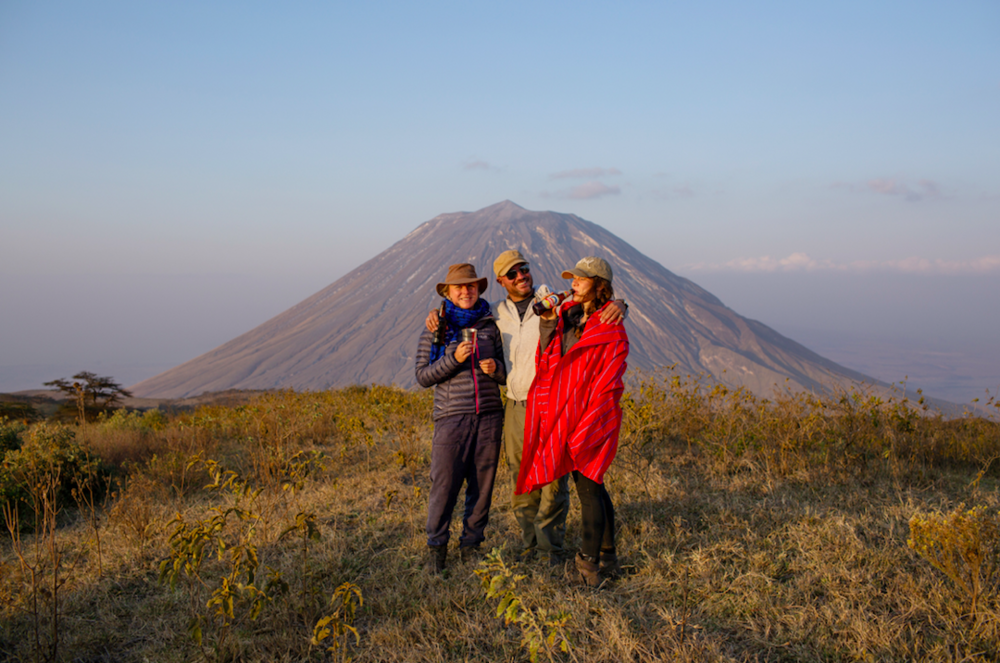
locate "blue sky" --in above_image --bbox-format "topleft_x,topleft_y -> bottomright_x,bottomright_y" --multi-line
2,1 -> 998,403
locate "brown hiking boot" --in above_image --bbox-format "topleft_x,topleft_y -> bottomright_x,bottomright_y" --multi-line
429,544 -> 447,573
574,552 -> 601,588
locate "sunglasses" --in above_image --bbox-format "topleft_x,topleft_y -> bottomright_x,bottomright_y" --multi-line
503,265 -> 530,280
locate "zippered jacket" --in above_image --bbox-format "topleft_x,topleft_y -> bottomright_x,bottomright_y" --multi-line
492,296 -> 543,402
415,317 -> 507,420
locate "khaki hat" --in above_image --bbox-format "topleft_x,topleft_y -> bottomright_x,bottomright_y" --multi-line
493,249 -> 528,278
436,263 -> 488,297
562,256 -> 613,284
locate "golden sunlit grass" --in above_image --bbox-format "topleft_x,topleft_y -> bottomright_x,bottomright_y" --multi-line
1,376 -> 998,662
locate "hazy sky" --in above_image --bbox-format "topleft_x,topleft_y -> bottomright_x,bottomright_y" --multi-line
2,2 -> 998,403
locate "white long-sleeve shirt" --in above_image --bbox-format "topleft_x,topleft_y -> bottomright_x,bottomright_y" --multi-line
492,294 -> 544,403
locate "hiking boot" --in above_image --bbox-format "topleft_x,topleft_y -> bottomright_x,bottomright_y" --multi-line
544,550 -> 568,567
599,548 -> 621,578
574,552 -> 601,588
460,545 -> 481,564
429,544 -> 447,573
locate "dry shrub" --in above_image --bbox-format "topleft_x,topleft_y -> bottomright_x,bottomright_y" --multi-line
0,558 -> 12,605
107,472 -> 168,558
154,387 -> 431,485
76,426 -> 150,468
909,505 -> 1000,620
620,368 -> 1000,487
76,409 -> 174,469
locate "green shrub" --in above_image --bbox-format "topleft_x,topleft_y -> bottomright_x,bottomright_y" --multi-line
0,417 -> 27,454
96,408 -> 168,433
1,423 -> 107,528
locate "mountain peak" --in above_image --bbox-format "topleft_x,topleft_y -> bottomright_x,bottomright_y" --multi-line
462,200 -> 531,225
132,204 -> 879,400
485,200 -> 525,212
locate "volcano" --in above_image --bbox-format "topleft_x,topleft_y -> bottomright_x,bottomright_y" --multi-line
132,201 -> 876,399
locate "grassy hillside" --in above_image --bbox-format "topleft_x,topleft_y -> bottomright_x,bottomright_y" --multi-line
1,375 -> 999,662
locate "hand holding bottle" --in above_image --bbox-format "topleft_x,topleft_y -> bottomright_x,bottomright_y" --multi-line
532,286 -> 570,317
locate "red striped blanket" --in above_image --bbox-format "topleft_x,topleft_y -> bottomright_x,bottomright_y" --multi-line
515,303 -> 629,495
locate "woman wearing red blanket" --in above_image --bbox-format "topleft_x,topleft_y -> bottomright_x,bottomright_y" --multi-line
516,256 -> 629,587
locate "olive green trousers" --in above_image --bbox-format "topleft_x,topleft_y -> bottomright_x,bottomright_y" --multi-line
504,399 -> 570,556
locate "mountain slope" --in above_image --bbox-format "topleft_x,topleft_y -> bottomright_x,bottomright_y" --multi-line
132,201 -> 876,398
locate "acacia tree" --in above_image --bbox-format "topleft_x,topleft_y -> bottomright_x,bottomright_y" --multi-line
43,372 -> 132,423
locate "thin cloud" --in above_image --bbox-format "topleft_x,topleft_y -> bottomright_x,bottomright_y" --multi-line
569,181 -> 621,200
685,253 -> 1000,275
835,177 -> 944,202
462,159 -> 499,172
539,181 -> 622,200
549,167 -> 622,180
652,184 -> 695,199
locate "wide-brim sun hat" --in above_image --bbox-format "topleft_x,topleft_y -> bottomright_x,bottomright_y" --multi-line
436,263 -> 488,297
561,256 -> 613,284
493,249 -> 528,278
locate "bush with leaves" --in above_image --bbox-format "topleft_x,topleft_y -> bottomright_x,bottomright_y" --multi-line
159,459 -> 295,659
1,423 -> 106,527
475,549 -> 575,663
0,417 -> 28,454
311,582 -> 364,662
97,408 -> 168,433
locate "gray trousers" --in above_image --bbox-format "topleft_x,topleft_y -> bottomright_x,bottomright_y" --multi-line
426,411 -> 503,548
504,399 -> 570,556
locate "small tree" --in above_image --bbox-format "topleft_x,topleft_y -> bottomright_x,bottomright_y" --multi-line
43,372 -> 132,424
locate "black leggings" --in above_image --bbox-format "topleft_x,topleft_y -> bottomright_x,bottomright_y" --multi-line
572,472 -> 615,560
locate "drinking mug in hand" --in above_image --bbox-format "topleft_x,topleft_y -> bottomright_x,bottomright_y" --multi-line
461,328 -> 477,351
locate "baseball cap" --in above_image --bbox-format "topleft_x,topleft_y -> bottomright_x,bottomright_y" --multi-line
493,249 -> 528,278
561,256 -> 613,284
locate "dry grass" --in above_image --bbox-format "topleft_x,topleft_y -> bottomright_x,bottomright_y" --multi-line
1,378 -> 999,662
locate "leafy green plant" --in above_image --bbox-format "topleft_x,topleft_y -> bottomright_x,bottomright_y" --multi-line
0,417 -> 29,452
311,582 -> 363,662
97,407 -> 168,433
0,423 -> 101,663
280,509 -> 322,604
475,549 -> 576,663
159,461 -> 279,660
1,423 -> 103,528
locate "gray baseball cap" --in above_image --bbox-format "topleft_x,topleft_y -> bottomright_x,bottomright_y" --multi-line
561,256 -> 613,284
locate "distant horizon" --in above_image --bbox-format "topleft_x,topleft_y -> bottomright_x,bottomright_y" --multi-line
3,201 -> 998,406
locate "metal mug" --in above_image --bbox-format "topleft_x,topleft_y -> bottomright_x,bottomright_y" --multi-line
461,328 -> 477,350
